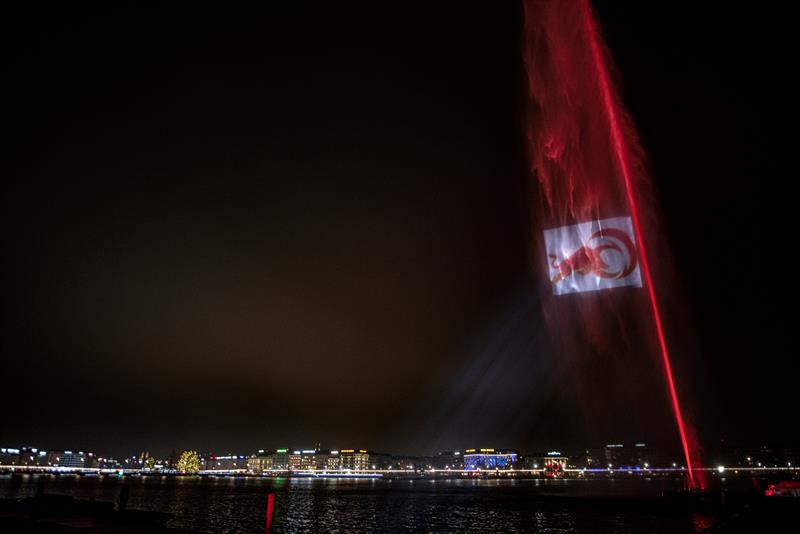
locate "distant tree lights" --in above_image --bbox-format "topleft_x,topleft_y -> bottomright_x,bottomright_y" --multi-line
177,450 -> 201,474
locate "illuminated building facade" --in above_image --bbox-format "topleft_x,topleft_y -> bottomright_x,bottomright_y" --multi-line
526,451 -> 568,474
271,449 -> 289,470
58,451 -> 87,468
289,449 -> 321,470
207,454 -> 248,471
0,447 -> 48,466
324,452 -> 341,470
339,449 -> 369,470
99,457 -> 123,469
247,454 -> 270,473
249,449 -> 291,472
462,449 -> 518,470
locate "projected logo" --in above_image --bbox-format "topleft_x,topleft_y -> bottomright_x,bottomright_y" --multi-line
544,216 -> 642,295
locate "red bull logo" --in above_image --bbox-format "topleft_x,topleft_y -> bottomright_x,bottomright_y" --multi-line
543,217 -> 642,295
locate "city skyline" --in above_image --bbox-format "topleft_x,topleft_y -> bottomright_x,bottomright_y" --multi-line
4,439 -> 797,471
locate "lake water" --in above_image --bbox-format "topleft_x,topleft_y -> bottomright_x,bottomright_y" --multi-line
1,474 -> 718,532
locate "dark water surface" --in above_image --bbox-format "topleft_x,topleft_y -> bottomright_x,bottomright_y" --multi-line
1,474 -> 718,532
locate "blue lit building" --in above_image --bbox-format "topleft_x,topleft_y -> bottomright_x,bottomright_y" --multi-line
463,448 -> 518,470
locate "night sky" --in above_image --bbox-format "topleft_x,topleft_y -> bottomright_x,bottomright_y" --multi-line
2,2 -> 796,458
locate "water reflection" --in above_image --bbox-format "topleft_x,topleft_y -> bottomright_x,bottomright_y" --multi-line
1,474 -> 715,533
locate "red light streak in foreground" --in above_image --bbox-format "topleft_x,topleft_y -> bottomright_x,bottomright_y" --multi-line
266,492 -> 275,532
578,0 -> 699,489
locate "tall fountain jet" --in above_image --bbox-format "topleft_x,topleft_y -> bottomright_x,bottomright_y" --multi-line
522,0 -> 703,488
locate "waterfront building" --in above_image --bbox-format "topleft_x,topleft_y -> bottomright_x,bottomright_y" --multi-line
207,454 -> 248,471
607,443 -> 652,468
462,448 -> 518,470
99,457 -> 124,469
248,451 -> 273,473
270,449 -> 290,470
525,451 -> 568,474
582,443 -> 661,469
367,452 -> 397,469
288,449 -> 320,471
433,451 -> 464,470
29,449 -> 50,466
339,449 -> 369,471
715,445 -> 800,469
323,451 -> 341,470
56,451 -> 87,468
84,454 -> 99,468
783,447 -> 800,467
249,449 -> 292,471
0,448 -> 21,466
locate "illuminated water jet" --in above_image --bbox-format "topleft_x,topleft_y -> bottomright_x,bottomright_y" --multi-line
522,0 -> 703,488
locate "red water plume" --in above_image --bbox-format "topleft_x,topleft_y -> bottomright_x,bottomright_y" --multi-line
522,0 -> 704,488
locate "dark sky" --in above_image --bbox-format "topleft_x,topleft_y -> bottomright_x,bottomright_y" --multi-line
2,2 -> 796,458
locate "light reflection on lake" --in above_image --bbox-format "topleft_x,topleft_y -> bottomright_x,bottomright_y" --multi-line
1,474 -> 714,532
